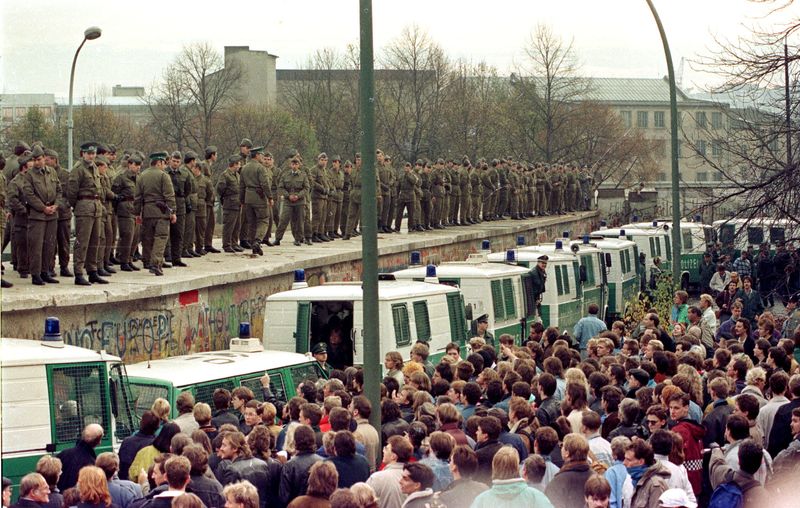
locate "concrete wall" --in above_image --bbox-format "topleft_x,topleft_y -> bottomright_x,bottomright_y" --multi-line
3,213 -> 597,363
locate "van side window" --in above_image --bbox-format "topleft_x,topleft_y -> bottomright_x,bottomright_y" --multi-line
561,266 -> 571,294
582,256 -> 596,285
664,235 -> 671,259
502,279 -> 516,318
624,250 -> 632,274
649,237 -> 656,257
290,364 -> 324,389
748,227 -> 764,245
446,293 -> 468,346
392,303 -> 412,346
490,280 -> 505,319
412,301 -> 431,343
240,374 -> 287,403
130,383 -> 170,419
682,229 -> 693,249
555,266 -> 564,295
49,364 -> 110,446
195,380 -> 235,407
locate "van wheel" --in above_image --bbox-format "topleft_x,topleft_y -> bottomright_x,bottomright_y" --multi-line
680,274 -> 689,292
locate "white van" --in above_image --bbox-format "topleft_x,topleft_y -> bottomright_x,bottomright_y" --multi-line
1,326 -> 135,490
529,238 -> 608,322
592,227 -> 674,278
625,220 -> 714,290
487,246 -> 583,333
713,218 -> 796,255
587,237 -> 641,322
263,277 -> 468,368
391,255 -> 534,345
124,344 -> 326,420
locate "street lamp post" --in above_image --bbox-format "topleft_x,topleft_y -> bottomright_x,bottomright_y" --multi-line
644,0 -> 682,287
67,26 -> 102,169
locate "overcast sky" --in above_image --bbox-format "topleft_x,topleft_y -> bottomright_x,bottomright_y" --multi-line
1,0 -> 794,98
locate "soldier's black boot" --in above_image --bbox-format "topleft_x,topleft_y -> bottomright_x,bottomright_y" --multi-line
75,274 -> 91,286
205,245 -> 221,253
41,272 -> 59,283
120,263 -> 134,272
1,278 -> 12,288
104,263 -> 117,274
32,274 -> 45,286
60,267 -> 73,277
88,271 -> 109,284
97,267 -> 112,277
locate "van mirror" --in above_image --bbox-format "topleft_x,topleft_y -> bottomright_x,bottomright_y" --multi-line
465,303 -> 474,321
579,265 -> 588,283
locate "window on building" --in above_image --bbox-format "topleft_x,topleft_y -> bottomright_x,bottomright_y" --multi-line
713,171 -> 723,182
653,140 -> 667,157
620,111 -> 632,128
636,111 -> 649,128
697,140 -> 707,156
654,111 -> 665,128
658,172 -> 667,181
696,112 -> 707,128
712,112 -> 723,129
712,140 -> 722,157
1,108 -> 12,122
697,172 -> 708,182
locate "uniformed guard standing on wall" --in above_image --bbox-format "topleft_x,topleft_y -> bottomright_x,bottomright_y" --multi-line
112,153 -> 142,272
239,146 -> 271,256
394,161 -> 417,233
182,151 -> 199,258
339,159 -> 352,237
166,151 -> 191,266
343,153 -> 362,240
21,146 -> 61,285
67,142 -> 106,286
326,155 -> 344,239
190,158 -> 207,255
202,146 -> 220,254
95,155 -> 116,276
311,152 -> 331,242
7,156 -> 31,279
275,157 -> 309,246
45,149 -> 73,277
217,154 -> 243,253
134,151 -> 176,276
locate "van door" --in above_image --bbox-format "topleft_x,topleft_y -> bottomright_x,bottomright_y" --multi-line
295,302 -> 311,354
445,292 -> 468,346
47,363 -> 113,452
352,300 -> 364,366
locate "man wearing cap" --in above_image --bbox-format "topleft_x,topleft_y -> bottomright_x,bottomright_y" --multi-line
311,153 -> 331,242
238,139 -> 253,248
0,158 -> 11,288
7,155 -> 33,278
430,159 -> 445,229
339,158 -> 352,237
261,151 -> 278,246
471,314 -> 495,347
418,160 -> 432,230
21,146 -> 61,285
190,157 -> 208,255
181,151 -> 200,258
531,255 -> 548,319
112,154 -> 142,271
98,144 -> 121,265
3,140 -> 31,182
201,146 -> 219,253
275,157 -> 309,246
311,343 -> 332,375
95,155 -> 116,276
217,155 -> 243,252
469,161 -> 482,224
344,153 -> 362,240
394,162 -> 417,234
134,152 -> 176,276
67,143 -> 107,285
326,155 -> 344,239
45,148 -> 73,277
239,146 -> 271,256
166,151 -> 192,266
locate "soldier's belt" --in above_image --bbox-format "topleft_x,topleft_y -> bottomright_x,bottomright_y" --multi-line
78,195 -> 100,200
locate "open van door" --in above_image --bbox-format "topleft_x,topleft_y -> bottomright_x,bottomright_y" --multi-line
294,302 -> 311,354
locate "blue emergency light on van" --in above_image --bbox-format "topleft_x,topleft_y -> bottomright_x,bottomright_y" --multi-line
517,235 -> 525,246
426,264 -> 437,278
562,231 -> 570,238
600,220 -> 607,227
506,249 -> 516,263
652,220 -> 658,227
555,240 -> 563,250
633,214 -> 640,221
481,239 -> 491,251
294,269 -> 305,282
43,317 -> 61,341
239,322 -> 251,339
620,229 -> 626,237
583,235 -> 590,244
410,251 -> 422,266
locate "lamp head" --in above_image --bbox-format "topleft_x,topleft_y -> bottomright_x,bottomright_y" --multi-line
84,26 -> 102,40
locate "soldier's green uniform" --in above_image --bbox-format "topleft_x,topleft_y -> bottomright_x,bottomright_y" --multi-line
526,167 -> 536,217
182,154 -> 199,256
340,162 -> 352,235
419,164 -> 432,229
111,156 -> 140,269
276,159 -> 308,245
448,163 -> 461,224
21,148 -> 61,284
67,145 -> 104,283
458,162 -> 471,225
412,164 -> 423,230
8,165 -> 30,276
495,162 -> 508,217
536,167 -> 548,215
430,164 -> 445,228
134,152 -> 176,275
216,156 -> 243,252
469,164 -> 482,223
192,166 -> 207,253
566,168 -> 578,212
0,168 -> 9,288
49,151 -> 73,276
344,160 -> 362,238
325,160 -> 344,237
310,154 -> 330,241
507,166 -> 521,219
378,158 -> 393,231
239,149 -> 272,255
441,162 -> 452,225
394,165 -> 417,233
96,157 -> 116,273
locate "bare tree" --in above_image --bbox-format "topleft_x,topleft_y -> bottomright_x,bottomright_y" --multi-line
145,66 -> 194,150
377,25 -> 451,160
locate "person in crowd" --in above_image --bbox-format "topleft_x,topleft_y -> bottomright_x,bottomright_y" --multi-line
57,423 -> 105,491
287,461 -> 338,508
470,447 -> 553,508
545,434 -> 593,508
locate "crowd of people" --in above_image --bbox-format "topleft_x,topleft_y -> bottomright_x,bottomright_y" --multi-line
5,291 -> 800,508
0,139 -> 592,285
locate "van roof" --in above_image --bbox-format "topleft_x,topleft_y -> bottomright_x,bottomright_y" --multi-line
535,242 -> 602,254
267,280 -> 460,302
124,349 -> 314,387
584,237 -> 636,250
0,338 -> 122,367
624,221 -> 711,231
486,249 -> 576,263
591,228 -> 665,237
392,262 -> 530,279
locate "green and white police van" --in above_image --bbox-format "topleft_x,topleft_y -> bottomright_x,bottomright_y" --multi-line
124,334 -> 326,420
592,227 -> 674,280
390,252 -> 535,345
713,218 -> 796,256
486,244 -> 584,333
1,320 -> 137,491
587,236 -> 641,322
624,219 -> 714,290
528,235 -> 608,323
263,271 -> 469,367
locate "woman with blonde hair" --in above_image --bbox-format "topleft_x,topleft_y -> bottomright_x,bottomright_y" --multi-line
171,493 -> 204,508
151,398 -> 171,425
470,447 -> 552,508
349,482 -> 378,508
76,466 -> 115,508
222,480 -> 259,508
384,351 -> 405,386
